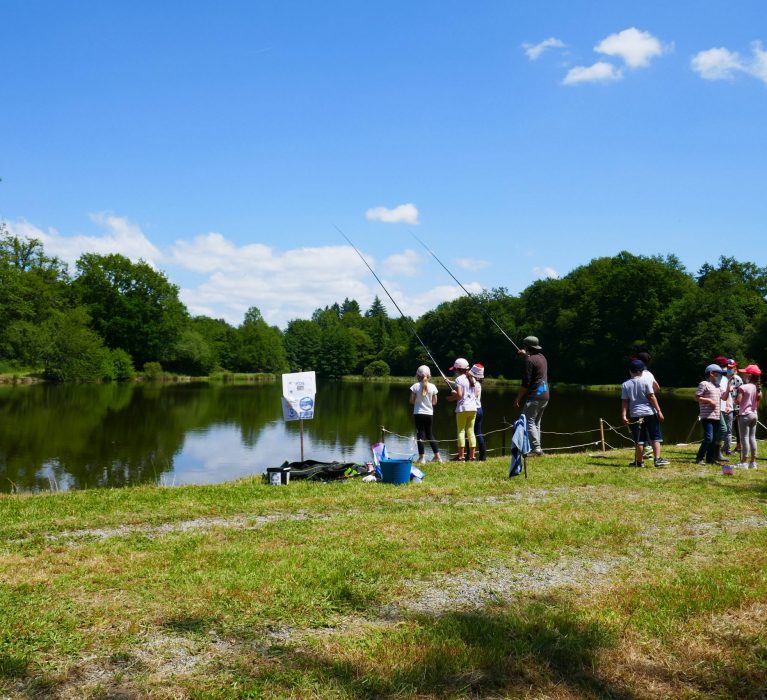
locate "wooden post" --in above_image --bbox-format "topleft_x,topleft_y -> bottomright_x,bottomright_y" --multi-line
501,419 -> 506,457
300,418 -> 305,462
599,418 -> 606,453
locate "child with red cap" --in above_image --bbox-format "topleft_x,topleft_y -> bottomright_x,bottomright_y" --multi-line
737,364 -> 762,470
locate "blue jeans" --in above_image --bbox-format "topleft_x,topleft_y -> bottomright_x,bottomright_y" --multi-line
522,398 -> 548,453
475,406 -> 486,459
696,418 -> 721,463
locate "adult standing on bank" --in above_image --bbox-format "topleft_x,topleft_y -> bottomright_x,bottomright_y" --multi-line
514,336 -> 549,457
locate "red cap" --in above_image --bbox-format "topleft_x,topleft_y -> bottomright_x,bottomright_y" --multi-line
742,364 -> 762,376
714,355 -> 728,368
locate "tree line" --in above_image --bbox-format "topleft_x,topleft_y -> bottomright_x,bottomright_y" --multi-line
1,224 -> 765,386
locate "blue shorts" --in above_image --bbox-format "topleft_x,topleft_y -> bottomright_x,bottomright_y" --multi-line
630,413 -> 662,445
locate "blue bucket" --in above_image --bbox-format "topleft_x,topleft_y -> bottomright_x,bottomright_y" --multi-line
380,458 -> 412,485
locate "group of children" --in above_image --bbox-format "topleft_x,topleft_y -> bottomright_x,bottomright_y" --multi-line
695,357 -> 762,469
409,358 -> 486,463
621,352 -> 762,469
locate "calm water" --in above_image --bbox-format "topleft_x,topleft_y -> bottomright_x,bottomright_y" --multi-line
0,381 -> 703,492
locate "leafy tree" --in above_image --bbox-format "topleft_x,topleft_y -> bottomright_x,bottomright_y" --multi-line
167,329 -> 216,376
110,348 -> 135,381
190,316 -> 239,370
40,307 -> 113,381
311,303 -> 342,329
234,307 -> 288,373
0,227 -> 69,366
317,324 -> 356,377
653,257 -> 767,384
340,298 -> 362,324
284,319 -> 322,371
363,359 -> 390,377
72,253 -> 187,367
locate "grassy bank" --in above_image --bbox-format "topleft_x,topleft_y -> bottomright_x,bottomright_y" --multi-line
2,446 -> 766,698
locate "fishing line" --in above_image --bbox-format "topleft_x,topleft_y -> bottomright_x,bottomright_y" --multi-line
334,224 -> 454,389
410,231 -> 521,352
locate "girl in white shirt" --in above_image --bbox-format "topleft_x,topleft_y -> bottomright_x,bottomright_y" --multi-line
446,357 -> 478,461
409,365 -> 442,464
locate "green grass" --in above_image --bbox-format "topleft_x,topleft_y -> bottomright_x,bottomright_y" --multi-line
2,447 -> 766,698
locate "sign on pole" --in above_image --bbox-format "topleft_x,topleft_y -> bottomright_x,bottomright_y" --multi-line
281,371 -> 316,421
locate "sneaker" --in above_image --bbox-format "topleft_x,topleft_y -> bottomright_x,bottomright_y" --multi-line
749,463 -> 758,470
735,462 -> 748,469
416,455 -> 426,464
654,457 -> 670,467
450,456 -> 465,462
628,461 -> 645,468
695,460 -> 706,466
431,454 -> 443,463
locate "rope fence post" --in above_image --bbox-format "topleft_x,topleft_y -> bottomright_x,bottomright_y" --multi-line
501,417 -> 506,456
380,426 -> 385,445
599,418 -> 606,453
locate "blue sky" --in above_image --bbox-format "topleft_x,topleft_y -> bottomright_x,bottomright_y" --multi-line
2,1 -> 766,327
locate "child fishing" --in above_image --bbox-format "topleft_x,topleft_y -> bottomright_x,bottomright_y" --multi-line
446,357 -> 478,461
409,365 -> 443,464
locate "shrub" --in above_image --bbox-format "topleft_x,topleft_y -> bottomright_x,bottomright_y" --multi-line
143,361 -> 164,381
363,360 -> 390,377
111,349 -> 135,381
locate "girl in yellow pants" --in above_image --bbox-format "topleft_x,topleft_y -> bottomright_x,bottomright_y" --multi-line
446,357 -> 479,461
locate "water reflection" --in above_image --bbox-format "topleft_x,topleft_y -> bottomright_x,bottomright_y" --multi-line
0,381 -> 705,492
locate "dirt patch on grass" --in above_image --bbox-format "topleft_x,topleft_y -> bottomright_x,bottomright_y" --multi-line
385,553 -> 632,617
598,601 -> 767,699
42,510 -> 327,543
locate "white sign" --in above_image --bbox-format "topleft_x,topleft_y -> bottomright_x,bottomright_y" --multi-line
281,371 -> 316,421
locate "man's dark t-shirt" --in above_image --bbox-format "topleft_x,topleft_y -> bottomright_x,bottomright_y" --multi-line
522,353 -> 549,401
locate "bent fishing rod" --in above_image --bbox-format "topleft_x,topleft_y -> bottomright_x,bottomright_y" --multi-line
334,224 -> 454,389
410,231 -> 521,353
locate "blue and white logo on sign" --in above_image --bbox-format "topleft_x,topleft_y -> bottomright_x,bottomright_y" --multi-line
299,396 -> 314,411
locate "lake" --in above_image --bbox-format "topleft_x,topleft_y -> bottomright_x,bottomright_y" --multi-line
0,380 -> 706,492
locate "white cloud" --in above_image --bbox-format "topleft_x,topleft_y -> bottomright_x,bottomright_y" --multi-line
171,236 -> 376,325
381,249 -> 420,277
7,214 -> 163,268
7,214 -> 495,328
692,41 -> 767,85
750,41 -> 767,83
562,61 -> 623,85
379,282 -> 484,321
455,257 -> 491,272
523,37 -> 566,61
365,203 -> 419,225
532,266 -> 559,279
691,47 -> 744,80
595,27 -> 665,68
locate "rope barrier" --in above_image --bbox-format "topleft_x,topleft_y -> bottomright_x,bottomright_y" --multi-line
543,441 -> 601,451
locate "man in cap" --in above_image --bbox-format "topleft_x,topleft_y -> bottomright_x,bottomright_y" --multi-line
514,336 -> 549,456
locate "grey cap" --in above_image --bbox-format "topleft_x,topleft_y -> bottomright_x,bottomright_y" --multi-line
705,363 -> 726,375
522,336 -> 542,350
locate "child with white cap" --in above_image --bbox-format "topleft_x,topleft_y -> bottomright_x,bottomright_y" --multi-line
409,365 -> 442,463
446,357 -> 478,461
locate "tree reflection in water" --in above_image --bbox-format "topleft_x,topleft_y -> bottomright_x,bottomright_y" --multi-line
0,381 -> 698,492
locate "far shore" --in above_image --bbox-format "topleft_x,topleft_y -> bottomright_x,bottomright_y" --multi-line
0,368 -> 697,396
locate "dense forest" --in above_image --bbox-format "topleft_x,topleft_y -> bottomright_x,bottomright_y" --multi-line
1,223 -> 765,386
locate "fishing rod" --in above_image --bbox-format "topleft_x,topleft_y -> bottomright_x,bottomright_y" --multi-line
334,224 -> 454,389
410,231 -> 521,353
